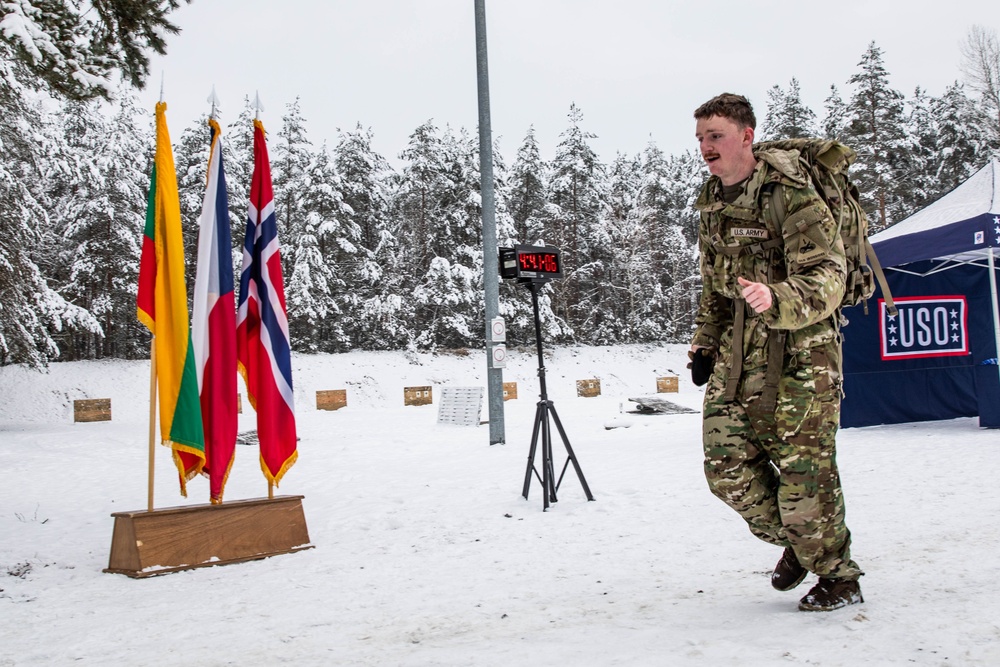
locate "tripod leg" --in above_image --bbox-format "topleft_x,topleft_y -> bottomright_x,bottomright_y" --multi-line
521,401 -> 545,500
540,401 -> 557,509
548,403 -> 595,501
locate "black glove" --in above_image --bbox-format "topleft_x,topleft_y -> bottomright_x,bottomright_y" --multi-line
687,348 -> 716,387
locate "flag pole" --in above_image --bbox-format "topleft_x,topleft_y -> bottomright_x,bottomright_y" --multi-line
208,85 -> 220,121
253,91 -> 264,120
147,338 -> 157,512
253,89 -> 271,500
148,76 -> 164,513
147,74 -> 163,513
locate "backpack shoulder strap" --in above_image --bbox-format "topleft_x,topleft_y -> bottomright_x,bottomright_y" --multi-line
863,238 -> 898,317
766,181 -> 787,235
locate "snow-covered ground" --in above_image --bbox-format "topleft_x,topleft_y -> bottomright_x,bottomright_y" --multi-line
1,343 -> 998,666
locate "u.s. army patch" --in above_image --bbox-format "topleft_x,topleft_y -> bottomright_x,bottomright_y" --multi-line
731,227 -> 768,239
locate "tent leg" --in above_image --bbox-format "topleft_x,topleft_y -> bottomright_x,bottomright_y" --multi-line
988,249 -> 1000,385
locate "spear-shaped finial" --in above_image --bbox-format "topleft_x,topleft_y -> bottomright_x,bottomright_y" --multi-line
253,90 -> 265,120
159,72 -> 165,103
207,85 -> 221,119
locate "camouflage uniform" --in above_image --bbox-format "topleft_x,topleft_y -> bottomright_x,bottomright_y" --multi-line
691,147 -> 862,581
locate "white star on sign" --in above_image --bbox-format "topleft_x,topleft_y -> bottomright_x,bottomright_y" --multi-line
889,325 -> 897,334
889,337 -> 898,346
953,334 -> 960,342
951,310 -> 959,319
952,322 -> 959,330
887,314 -> 896,322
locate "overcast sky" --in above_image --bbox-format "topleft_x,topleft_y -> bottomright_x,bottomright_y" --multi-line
138,0 -> 997,166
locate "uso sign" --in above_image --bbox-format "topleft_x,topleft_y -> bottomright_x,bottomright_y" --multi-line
879,296 -> 969,360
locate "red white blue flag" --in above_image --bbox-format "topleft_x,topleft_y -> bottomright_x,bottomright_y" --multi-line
192,118 -> 238,503
237,119 -> 298,486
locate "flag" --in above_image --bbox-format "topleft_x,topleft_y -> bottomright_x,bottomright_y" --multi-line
237,119 -> 297,486
137,102 -> 205,495
192,118 -> 237,504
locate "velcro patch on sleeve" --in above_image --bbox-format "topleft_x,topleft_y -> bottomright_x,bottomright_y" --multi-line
797,240 -> 826,263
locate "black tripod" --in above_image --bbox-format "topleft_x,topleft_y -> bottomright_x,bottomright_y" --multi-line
520,280 -> 594,510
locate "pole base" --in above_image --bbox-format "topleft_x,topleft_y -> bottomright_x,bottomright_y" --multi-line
104,495 -> 312,578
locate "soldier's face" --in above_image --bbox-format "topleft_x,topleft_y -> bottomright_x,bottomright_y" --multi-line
695,115 -> 754,185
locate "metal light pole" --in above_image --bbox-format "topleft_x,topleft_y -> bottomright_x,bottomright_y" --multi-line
475,0 -> 505,445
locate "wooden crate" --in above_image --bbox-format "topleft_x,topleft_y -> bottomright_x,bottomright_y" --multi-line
74,398 -> 111,423
576,379 -> 601,398
316,389 -> 347,411
656,376 -> 679,393
404,386 -> 433,406
503,381 -> 518,401
104,495 -> 312,578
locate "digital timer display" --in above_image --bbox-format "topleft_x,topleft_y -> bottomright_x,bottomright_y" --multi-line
517,251 -> 560,274
498,243 -> 563,282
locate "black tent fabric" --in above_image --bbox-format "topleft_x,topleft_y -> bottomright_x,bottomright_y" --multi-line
840,158 -> 1000,429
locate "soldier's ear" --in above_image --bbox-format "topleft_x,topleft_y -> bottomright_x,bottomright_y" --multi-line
743,126 -> 755,147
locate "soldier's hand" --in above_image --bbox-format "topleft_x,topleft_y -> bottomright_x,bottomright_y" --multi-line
688,346 -> 716,387
738,277 -> 773,313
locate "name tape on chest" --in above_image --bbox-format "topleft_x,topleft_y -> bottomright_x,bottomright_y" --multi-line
730,227 -> 769,240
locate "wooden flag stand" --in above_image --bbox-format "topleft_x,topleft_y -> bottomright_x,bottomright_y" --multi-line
106,340 -> 312,578
104,495 -> 312,578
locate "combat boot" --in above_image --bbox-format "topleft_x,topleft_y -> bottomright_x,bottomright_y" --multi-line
771,547 -> 807,591
798,577 -> 864,611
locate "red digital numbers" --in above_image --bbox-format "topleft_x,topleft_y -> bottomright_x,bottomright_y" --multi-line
518,252 -> 558,273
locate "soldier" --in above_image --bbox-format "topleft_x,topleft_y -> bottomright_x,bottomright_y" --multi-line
688,93 -> 864,611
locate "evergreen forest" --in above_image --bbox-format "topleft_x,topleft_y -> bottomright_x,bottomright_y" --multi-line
2,26 -> 1000,366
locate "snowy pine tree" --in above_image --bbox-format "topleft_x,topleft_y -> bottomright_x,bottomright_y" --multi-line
401,125 -> 485,349
57,88 -> 149,359
272,97 -> 314,256
286,217 -> 333,353
0,48 -> 99,366
822,85 -> 849,141
638,145 -> 702,342
596,152 -> 645,343
842,42 -> 910,231
41,97 -> 108,306
223,96 -> 256,279
0,0 -> 188,101
333,124 -> 403,350
760,78 -> 818,140
904,86 -> 939,213
172,113 -> 212,299
506,126 -> 548,245
544,103 -> 606,339
931,82 -> 994,189
297,143 -> 357,352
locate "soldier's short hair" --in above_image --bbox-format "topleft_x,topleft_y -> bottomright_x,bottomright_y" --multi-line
694,93 -> 756,130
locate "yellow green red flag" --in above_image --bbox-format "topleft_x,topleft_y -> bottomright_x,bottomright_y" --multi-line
136,102 -> 205,495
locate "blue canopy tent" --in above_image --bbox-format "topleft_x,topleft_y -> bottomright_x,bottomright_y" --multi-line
841,158 -> 1000,428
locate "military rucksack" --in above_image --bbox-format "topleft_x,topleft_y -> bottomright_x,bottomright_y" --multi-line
755,138 -> 897,316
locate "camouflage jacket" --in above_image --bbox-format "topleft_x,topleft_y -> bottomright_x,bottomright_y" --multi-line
690,147 -> 847,371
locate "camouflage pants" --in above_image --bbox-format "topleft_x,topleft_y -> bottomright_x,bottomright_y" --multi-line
702,347 -> 862,580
